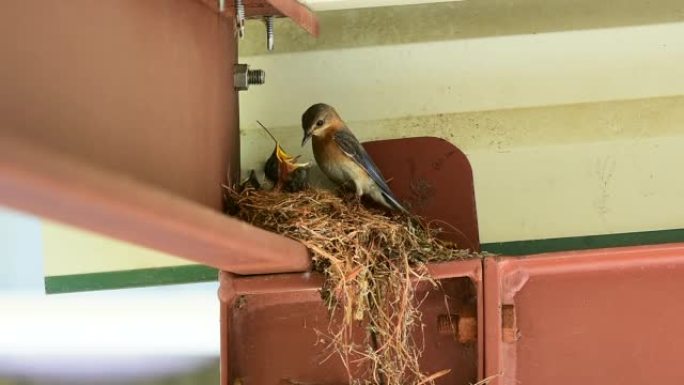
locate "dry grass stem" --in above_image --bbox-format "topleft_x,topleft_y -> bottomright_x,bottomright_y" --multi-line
226,187 -> 482,385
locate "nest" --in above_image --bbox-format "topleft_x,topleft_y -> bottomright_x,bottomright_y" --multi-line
225,187 -> 482,385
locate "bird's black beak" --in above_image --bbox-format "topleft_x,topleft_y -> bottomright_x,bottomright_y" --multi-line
301,131 -> 312,147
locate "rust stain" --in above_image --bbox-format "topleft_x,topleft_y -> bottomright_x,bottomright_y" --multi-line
432,150 -> 458,171
458,315 -> 478,344
501,305 -> 518,343
407,177 -> 436,210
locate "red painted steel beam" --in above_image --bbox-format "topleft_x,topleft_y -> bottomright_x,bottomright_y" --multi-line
0,135 -> 311,275
2,0 -> 240,214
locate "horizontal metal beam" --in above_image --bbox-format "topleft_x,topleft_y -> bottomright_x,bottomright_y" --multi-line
200,0 -> 320,36
0,135 -> 311,275
300,0 -> 464,12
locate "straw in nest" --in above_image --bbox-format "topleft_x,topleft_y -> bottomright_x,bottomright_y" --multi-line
225,186 -> 482,385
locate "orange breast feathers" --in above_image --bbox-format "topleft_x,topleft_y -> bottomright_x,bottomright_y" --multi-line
312,126 -> 370,188
312,126 -> 349,165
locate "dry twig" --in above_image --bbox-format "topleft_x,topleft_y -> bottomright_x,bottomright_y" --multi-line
225,187 -> 481,385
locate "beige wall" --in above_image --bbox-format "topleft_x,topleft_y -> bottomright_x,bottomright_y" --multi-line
239,0 -> 684,244
43,0 -> 684,276
43,220 -> 191,276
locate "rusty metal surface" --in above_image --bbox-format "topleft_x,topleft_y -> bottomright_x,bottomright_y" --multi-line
0,136 -> 310,275
364,137 -> 480,251
219,259 -> 483,385
0,0 -> 239,212
485,243 -> 684,385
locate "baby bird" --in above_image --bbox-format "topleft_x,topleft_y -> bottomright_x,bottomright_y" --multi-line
301,103 -> 407,213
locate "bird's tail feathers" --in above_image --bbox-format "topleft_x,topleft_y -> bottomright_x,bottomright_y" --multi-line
382,191 -> 409,214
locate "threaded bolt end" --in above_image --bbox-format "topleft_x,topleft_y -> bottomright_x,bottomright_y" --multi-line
235,0 -> 245,20
265,16 -> 274,35
247,69 -> 265,85
265,16 -> 274,51
234,0 -> 245,38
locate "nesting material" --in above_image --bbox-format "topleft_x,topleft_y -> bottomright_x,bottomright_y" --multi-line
225,187 -> 481,385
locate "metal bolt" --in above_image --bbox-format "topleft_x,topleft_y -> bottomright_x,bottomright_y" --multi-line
218,0 -> 225,12
247,69 -> 266,85
234,64 -> 266,91
264,16 -> 274,51
234,0 -> 245,38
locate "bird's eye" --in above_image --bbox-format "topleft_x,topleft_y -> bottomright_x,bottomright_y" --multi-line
315,120 -> 324,127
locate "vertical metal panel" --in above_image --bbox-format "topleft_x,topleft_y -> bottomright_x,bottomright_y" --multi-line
219,260 -> 484,385
0,0 -> 238,211
486,244 -> 684,385
364,137 -> 481,251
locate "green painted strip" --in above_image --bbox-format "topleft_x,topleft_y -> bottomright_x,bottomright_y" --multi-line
45,265 -> 218,294
481,228 -> 684,256
45,228 -> 684,293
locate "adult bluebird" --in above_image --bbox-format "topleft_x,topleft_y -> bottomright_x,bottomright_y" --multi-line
301,103 -> 407,213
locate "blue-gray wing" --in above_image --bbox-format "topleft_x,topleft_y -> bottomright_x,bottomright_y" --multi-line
333,130 -> 407,212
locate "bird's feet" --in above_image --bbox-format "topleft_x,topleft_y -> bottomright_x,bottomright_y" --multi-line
339,191 -> 363,207
353,194 -> 363,207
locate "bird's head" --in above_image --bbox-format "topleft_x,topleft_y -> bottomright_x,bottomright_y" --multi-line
301,103 -> 341,146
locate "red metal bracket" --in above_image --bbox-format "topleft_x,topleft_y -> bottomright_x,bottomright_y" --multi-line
197,0 -> 320,36
0,135 -> 311,275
